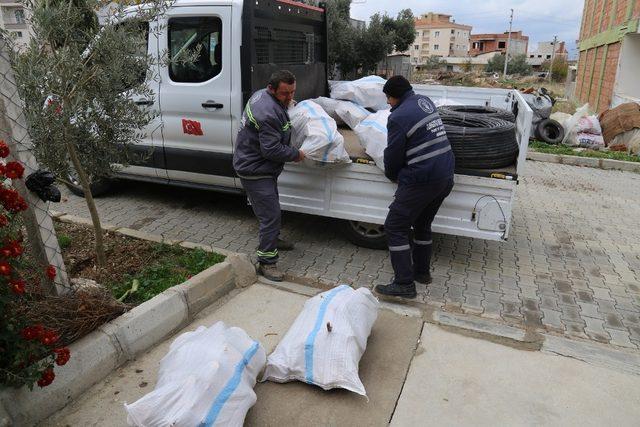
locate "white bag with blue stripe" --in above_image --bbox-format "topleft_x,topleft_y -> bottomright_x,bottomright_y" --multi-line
334,100 -> 371,130
261,285 -> 379,396
354,110 -> 391,172
330,75 -> 388,111
124,322 -> 266,427
289,100 -> 351,165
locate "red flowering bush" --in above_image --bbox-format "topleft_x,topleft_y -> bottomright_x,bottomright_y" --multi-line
0,141 -> 69,390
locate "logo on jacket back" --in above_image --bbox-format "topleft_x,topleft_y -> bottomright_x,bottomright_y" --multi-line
418,98 -> 434,114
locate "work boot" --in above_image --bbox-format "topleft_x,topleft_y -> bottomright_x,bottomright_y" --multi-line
277,238 -> 295,251
414,272 -> 432,284
258,263 -> 285,282
374,282 -> 417,300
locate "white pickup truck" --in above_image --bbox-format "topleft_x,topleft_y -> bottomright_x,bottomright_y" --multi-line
72,0 -> 533,249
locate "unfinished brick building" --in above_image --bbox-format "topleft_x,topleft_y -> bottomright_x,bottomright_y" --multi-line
575,0 -> 640,113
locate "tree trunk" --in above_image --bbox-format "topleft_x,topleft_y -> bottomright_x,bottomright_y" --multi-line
66,141 -> 107,267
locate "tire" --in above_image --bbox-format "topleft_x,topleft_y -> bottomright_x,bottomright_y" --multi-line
338,220 -> 387,250
65,173 -> 113,197
438,105 -> 516,122
535,118 -> 565,145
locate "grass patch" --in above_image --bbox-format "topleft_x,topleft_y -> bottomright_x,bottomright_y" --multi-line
109,245 -> 225,304
529,140 -> 640,163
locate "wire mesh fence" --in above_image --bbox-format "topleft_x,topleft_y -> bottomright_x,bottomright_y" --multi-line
0,35 -> 69,295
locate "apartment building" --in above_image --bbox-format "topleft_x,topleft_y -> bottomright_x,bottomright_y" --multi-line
469,31 -> 529,57
409,12 -> 472,65
0,0 -> 30,48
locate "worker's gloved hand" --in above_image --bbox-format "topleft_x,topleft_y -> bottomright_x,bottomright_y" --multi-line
296,150 -> 306,162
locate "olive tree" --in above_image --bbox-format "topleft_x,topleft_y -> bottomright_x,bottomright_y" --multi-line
12,0 -> 173,267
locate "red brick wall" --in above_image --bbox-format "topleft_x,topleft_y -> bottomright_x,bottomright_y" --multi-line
575,0 -> 639,112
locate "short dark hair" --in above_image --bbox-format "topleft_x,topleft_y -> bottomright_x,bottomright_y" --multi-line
268,70 -> 296,90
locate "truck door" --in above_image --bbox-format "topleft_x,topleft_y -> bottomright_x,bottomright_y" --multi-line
157,6 -> 234,188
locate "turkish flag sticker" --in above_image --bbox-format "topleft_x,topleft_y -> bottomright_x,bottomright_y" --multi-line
182,119 -> 204,136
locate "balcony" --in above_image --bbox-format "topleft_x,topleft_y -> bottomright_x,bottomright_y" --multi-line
450,37 -> 456,42
4,22 -> 26,30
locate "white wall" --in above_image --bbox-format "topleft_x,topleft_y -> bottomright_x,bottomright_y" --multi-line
613,33 -> 640,107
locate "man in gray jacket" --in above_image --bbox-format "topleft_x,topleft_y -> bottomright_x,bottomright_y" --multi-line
233,70 -> 305,281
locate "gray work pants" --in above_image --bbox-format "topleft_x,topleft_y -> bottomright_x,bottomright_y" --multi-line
241,177 -> 281,265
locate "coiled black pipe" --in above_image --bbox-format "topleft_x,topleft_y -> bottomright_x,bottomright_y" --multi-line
438,105 -> 516,123
439,113 -> 519,169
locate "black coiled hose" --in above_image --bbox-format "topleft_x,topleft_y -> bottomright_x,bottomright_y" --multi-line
439,113 -> 519,169
438,105 -> 516,123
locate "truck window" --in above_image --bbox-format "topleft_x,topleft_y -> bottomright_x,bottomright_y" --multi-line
114,20 -> 149,88
168,16 -> 222,83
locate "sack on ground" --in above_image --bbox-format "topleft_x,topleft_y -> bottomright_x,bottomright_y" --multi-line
334,100 -> 371,129
330,76 -> 388,110
562,103 -> 590,146
354,110 -> 391,172
125,322 -> 266,427
576,132 -> 605,149
575,115 -> 602,135
261,285 -> 379,397
290,100 -> 351,166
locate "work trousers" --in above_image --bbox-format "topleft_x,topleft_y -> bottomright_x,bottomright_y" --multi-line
384,178 -> 454,285
241,177 -> 281,265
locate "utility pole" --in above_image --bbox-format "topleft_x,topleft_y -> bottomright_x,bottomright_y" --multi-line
503,8 -> 514,78
548,35 -> 558,82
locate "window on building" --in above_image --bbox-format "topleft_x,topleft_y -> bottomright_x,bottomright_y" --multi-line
15,31 -> 22,38
451,29 -> 455,35
435,31 -> 440,37
413,57 -> 418,63
530,55 -> 534,58
414,44 -> 419,50
538,55 -> 542,58
498,41 -> 506,49
434,44 -> 439,50
423,30 -> 429,36
14,9 -> 25,24
546,54 -> 551,59
169,16 -> 222,83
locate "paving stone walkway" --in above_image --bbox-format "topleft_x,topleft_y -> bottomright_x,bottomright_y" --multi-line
56,160 -> 640,349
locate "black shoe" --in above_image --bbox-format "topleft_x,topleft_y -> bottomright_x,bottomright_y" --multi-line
277,238 -> 295,251
258,264 -> 285,282
374,282 -> 417,300
414,272 -> 432,284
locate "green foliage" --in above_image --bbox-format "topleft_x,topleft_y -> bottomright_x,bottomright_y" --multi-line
110,245 -> 225,305
541,57 -> 569,82
423,55 -> 445,70
529,141 -> 640,162
57,234 -> 72,249
325,1 -> 415,77
486,53 -> 532,75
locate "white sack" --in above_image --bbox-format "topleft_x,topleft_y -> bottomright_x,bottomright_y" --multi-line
354,110 -> 391,172
610,128 -> 640,154
575,115 -> 603,135
262,285 -> 379,397
576,132 -> 605,149
330,76 -> 388,110
562,103 -> 590,146
312,96 -> 345,125
289,100 -> 351,165
125,322 -> 266,427
334,100 -> 371,129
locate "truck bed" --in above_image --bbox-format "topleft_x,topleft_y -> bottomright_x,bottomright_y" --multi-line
339,128 -> 518,179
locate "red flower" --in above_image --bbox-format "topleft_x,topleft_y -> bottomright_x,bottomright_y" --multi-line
37,368 -> 55,387
0,248 -> 12,258
0,215 -> 7,227
10,279 -> 25,295
0,164 -> 5,177
20,324 -> 44,340
40,329 -> 59,346
0,261 -> 11,276
0,188 -> 26,212
0,141 -> 9,158
45,265 -> 56,280
10,241 -> 23,257
53,348 -> 71,366
5,162 -> 24,179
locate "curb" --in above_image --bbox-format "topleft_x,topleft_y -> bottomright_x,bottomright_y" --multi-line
0,214 -> 257,426
527,151 -> 640,173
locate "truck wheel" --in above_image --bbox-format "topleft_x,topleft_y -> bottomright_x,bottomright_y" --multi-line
338,220 -> 387,250
65,171 -> 113,198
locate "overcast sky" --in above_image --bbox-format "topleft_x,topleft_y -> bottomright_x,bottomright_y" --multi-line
350,0 -> 585,57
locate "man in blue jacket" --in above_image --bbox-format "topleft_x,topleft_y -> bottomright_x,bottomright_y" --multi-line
233,70 -> 305,282
375,76 -> 455,299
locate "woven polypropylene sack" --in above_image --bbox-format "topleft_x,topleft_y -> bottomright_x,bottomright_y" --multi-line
290,100 -> 351,166
334,100 -> 372,129
261,285 -> 379,396
354,110 -> 391,172
330,76 -> 388,110
125,322 -> 266,427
